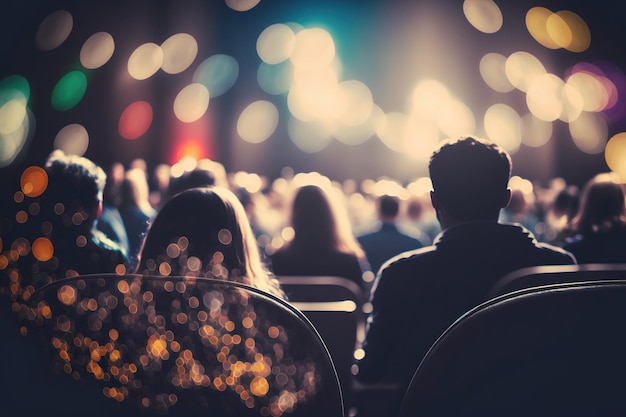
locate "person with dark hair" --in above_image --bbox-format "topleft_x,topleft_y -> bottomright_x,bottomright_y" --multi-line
562,172 -> 626,263
118,167 -> 156,270
356,136 -> 575,413
96,162 -> 130,256
4,150 -> 128,292
270,181 -> 368,288
135,187 -> 284,299
357,194 -> 425,274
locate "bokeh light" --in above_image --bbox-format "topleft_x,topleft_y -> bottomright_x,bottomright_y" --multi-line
51,71 -> 87,111
525,73 -> 565,122
290,28 -> 335,70
128,42 -> 164,80
32,237 -> 54,261
119,101 -> 153,140
568,111 -> 608,154
484,103 -> 522,153
520,113 -> 553,148
526,7 -> 590,53
336,80 -> 374,127
173,83 -> 210,123
550,10 -> 590,53
605,132 -> 626,180
161,33 -> 198,74
257,24 -> 296,65
193,54 -> 239,98
505,51 -> 546,93
287,117 -> 334,153
20,165 -> 48,197
237,100 -> 279,144
225,0 -> 261,12
257,61 -> 293,95
80,32 -> 115,69
463,0 -> 503,34
54,123 -> 89,156
0,107 -> 34,168
36,10 -> 73,51
479,52 -> 515,93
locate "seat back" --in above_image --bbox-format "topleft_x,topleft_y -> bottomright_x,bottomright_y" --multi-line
488,263 -> 626,298
399,280 -> 626,417
277,276 -> 364,408
6,274 -> 344,417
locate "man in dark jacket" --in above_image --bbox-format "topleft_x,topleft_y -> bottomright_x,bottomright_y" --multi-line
356,136 -> 576,413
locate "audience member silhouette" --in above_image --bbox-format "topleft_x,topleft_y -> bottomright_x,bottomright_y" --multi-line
562,172 -> 626,263
543,184 -> 580,244
356,136 -> 576,415
270,182 -> 368,288
135,187 -> 285,299
357,194 -> 425,274
119,167 -> 156,270
96,161 -> 130,257
7,151 -> 128,291
165,158 -> 228,203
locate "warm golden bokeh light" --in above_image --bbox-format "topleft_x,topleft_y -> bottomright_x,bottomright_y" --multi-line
484,103 -> 522,153
526,7 -> 561,49
20,166 -> 48,197
32,237 -> 54,261
605,133 -> 626,180
520,113 -> 553,148
173,83 -> 210,123
505,51 -> 546,93
569,111 -> 608,154
463,0 -> 503,34
290,28 -> 336,70
526,7 -> 590,53
128,42 -> 164,80
525,73 -> 565,122
479,52 -> 515,93
554,10 -> 591,53
80,32 -> 115,69
160,33 -> 198,75
237,100 -> 279,144
257,24 -> 297,65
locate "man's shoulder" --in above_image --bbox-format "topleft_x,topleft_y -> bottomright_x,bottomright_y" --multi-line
379,245 -> 438,273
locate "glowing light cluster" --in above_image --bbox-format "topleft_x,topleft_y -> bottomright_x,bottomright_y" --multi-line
0,75 -> 33,167
11,275 -> 324,416
526,7 -> 591,53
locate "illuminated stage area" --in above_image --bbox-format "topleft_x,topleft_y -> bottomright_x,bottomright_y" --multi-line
1,0 -> 626,189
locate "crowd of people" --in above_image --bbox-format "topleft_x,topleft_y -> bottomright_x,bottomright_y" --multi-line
2,135 -> 626,414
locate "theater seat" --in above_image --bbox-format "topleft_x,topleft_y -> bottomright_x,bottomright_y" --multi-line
277,275 -> 364,410
488,263 -> 626,298
4,274 -> 344,417
399,280 -> 626,417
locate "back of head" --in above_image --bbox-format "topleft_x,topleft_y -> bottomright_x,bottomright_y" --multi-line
137,187 -> 283,297
44,150 -> 106,231
290,184 -> 337,250
429,136 -> 512,222
571,172 -> 626,234
378,194 -> 400,220
139,187 -> 244,275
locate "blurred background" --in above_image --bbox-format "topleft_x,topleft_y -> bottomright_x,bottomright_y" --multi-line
1,0 -> 626,194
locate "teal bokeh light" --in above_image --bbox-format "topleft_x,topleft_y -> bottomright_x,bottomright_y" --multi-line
193,54 -> 239,98
51,70 -> 87,111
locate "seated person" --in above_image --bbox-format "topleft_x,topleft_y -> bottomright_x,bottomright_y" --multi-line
356,136 -> 576,414
270,181 -> 368,289
563,172 -> 626,263
5,150 -> 128,293
358,194 -> 425,274
135,186 -> 285,299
